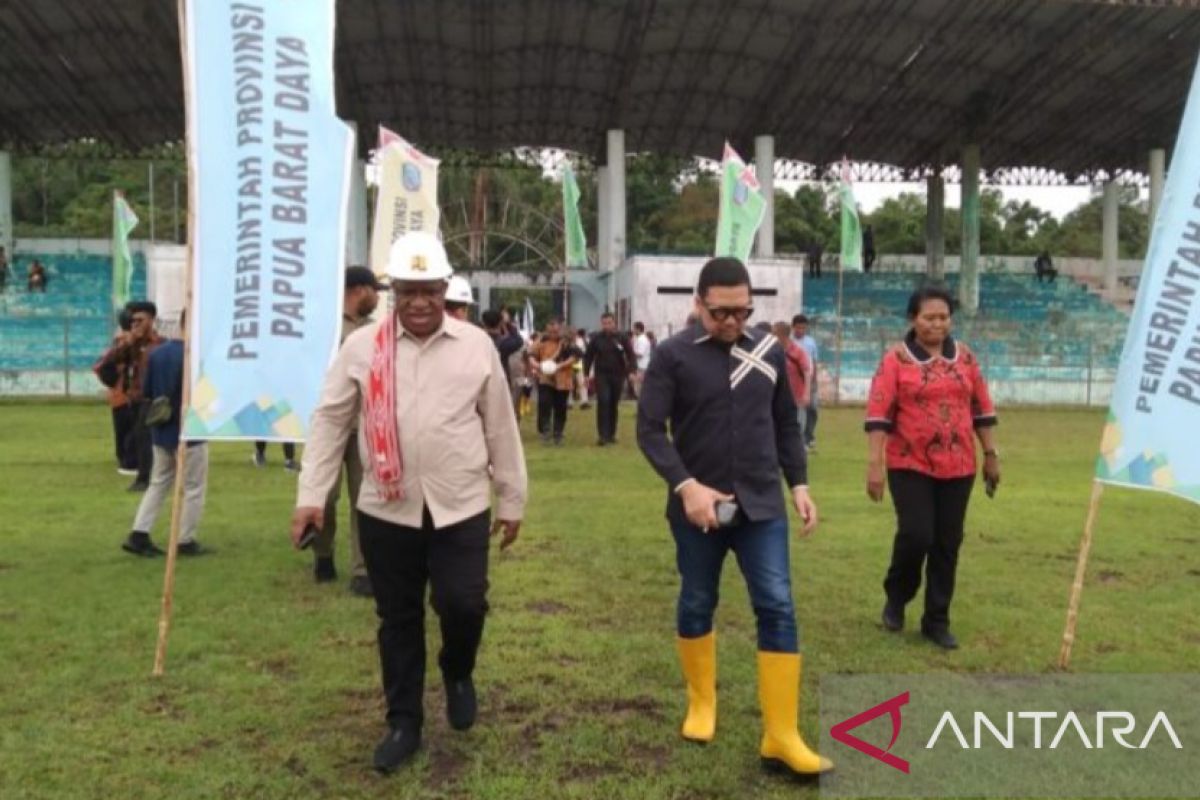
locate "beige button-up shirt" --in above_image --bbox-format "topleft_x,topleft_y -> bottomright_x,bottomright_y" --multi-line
297,315 -> 527,528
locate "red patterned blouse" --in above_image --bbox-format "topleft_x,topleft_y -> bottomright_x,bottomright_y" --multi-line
865,332 -> 997,479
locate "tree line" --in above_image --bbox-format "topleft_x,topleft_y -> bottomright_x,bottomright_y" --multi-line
9,145 -> 1148,263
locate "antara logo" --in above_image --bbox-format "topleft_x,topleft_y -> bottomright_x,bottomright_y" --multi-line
831,692 -> 1183,775
925,710 -> 1183,750
830,691 -> 911,773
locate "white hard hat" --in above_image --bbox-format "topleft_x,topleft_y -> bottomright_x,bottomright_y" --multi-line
386,231 -> 453,281
445,275 -> 475,305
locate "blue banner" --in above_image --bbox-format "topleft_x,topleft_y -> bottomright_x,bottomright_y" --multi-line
183,0 -> 353,441
1098,56 -> 1200,505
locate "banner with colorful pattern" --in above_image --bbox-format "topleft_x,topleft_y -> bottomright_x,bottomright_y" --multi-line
1097,56 -> 1200,505
182,0 -> 353,441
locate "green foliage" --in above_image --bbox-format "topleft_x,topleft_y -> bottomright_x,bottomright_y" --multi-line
12,143 -> 187,241
0,402 -> 1197,799
8,142 -> 1150,260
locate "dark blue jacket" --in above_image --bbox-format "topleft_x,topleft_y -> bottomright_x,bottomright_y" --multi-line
144,339 -> 187,451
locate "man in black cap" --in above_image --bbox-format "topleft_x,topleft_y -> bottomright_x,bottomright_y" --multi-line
312,265 -> 387,596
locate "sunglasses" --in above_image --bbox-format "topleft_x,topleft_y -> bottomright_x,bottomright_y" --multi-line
704,305 -> 755,322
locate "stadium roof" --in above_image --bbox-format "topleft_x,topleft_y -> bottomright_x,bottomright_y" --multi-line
2,0 -> 1200,176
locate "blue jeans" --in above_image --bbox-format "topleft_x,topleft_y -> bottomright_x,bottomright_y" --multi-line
670,515 -> 798,652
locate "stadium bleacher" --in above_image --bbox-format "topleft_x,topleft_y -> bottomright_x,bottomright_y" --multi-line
0,253 -> 147,373
802,271 -> 1130,381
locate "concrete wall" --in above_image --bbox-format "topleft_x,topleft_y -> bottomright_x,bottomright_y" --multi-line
614,255 -> 805,340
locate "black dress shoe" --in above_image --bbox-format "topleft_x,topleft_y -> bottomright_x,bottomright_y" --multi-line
921,627 -> 959,650
445,676 -> 477,731
121,531 -> 163,557
314,556 -> 337,583
126,480 -> 149,492
177,541 -> 213,557
881,602 -> 904,632
373,726 -> 420,773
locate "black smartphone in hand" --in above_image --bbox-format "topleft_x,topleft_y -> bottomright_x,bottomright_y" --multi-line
298,523 -> 320,549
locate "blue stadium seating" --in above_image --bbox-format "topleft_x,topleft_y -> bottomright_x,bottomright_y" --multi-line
0,253 -> 148,373
801,272 -> 1129,381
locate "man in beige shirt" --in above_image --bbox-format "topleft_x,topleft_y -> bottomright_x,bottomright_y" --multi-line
291,232 -> 527,774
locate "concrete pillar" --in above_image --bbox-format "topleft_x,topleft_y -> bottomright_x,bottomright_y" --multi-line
347,159 -> 370,267
754,135 -> 775,258
925,172 -> 945,280
475,273 -> 492,313
597,166 -> 611,276
1103,179 -> 1120,296
0,151 -> 12,259
605,129 -> 626,274
1149,148 -> 1166,226
959,144 -> 981,312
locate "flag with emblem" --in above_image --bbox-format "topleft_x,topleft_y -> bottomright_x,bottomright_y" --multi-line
370,127 -> 441,275
112,191 -> 139,312
839,159 -> 863,272
562,165 -> 587,268
715,142 -> 766,262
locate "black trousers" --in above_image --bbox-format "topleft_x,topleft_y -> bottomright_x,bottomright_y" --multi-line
537,385 -> 569,440
112,403 -> 137,469
132,400 -> 153,483
884,469 -> 975,632
358,508 -> 490,731
254,441 -> 296,460
594,372 -> 624,442
806,406 -> 819,445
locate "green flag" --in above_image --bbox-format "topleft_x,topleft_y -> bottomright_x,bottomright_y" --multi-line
562,165 -> 587,268
839,164 -> 863,272
715,142 -> 766,262
112,191 -> 139,310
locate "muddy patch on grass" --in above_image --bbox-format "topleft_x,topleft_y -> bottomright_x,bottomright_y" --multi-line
1097,570 -> 1124,584
321,631 -> 376,648
565,761 -> 621,781
257,656 -> 298,680
525,600 -> 571,615
426,742 -> 468,787
0,562 -> 15,571
1094,642 -> 1120,654
580,696 -> 665,721
141,691 -> 186,720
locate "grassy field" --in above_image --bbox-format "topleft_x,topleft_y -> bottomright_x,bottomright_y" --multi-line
0,400 -> 1197,800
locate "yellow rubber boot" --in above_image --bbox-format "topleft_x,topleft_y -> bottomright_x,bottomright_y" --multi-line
676,632 -> 717,743
757,651 -> 834,776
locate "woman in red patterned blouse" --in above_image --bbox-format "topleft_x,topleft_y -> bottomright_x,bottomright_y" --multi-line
864,286 -> 1000,650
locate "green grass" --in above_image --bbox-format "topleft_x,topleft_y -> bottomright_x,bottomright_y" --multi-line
0,401 -> 1197,800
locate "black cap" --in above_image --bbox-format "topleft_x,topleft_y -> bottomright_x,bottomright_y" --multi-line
345,266 -> 387,290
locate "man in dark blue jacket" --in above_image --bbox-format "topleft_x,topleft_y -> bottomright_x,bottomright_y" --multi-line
121,317 -> 210,557
637,257 -> 831,778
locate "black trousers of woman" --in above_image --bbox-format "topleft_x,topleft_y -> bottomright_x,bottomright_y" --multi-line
884,469 -> 975,633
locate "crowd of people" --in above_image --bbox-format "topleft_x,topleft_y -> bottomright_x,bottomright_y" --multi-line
100,231 -> 1001,779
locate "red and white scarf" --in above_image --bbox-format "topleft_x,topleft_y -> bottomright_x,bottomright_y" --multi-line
364,313 -> 405,501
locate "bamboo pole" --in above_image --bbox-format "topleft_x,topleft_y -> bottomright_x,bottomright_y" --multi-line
153,0 -> 197,676
1057,480 -> 1105,670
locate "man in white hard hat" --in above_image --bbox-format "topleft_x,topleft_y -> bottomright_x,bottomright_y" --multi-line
291,231 -> 527,773
444,275 -> 475,321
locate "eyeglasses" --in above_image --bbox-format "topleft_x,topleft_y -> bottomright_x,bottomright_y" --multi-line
704,305 -> 754,322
